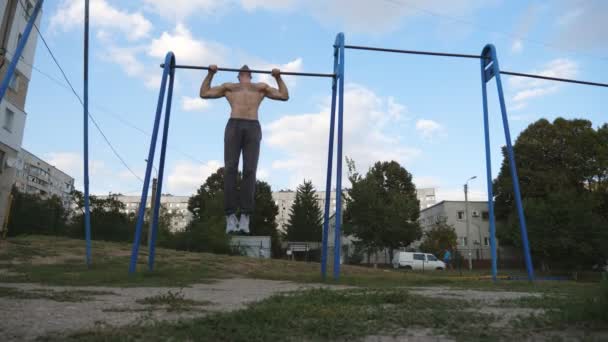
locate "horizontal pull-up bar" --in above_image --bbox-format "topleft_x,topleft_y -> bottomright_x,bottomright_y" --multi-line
160,64 -> 336,78
343,44 -> 607,88
500,71 -> 608,88
343,44 -> 484,59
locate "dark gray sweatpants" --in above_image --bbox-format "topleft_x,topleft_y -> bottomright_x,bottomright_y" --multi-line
224,118 -> 261,215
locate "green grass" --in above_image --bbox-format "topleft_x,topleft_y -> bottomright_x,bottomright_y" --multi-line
54,288 -> 508,342
2,236 -> 607,341
1,236 -> 604,293
0,286 -> 115,302
55,286 -> 608,341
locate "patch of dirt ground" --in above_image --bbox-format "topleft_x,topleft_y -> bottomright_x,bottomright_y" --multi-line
0,278 -> 350,341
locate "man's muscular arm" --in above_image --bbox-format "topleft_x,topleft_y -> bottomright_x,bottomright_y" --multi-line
200,65 -> 228,99
263,68 -> 289,101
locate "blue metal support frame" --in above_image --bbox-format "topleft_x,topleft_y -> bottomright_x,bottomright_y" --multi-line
333,33 -> 345,280
321,35 -> 341,279
0,0 -> 43,102
481,45 -> 534,282
83,0 -> 92,267
129,52 -> 175,274
148,58 -> 176,271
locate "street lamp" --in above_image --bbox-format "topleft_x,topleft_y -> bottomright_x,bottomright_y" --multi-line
465,176 -> 477,271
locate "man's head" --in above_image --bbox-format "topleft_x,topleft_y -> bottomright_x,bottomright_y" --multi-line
238,65 -> 252,83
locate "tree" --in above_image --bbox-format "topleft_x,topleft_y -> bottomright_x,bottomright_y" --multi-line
343,160 -> 422,262
494,118 -> 608,269
187,167 -> 280,255
7,187 -> 69,237
284,180 -> 323,242
68,191 -> 134,242
419,222 -> 457,258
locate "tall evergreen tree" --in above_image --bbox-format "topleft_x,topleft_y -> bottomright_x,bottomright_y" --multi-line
285,180 -> 323,242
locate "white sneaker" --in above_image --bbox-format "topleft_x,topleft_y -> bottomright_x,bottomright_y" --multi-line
239,214 -> 250,234
226,214 -> 238,233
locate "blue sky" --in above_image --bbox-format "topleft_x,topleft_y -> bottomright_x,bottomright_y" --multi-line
21,0 -> 608,200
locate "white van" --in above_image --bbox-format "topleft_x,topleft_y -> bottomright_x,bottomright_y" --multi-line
392,252 -> 446,271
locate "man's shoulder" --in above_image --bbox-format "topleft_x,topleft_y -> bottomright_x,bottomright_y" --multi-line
222,82 -> 237,89
253,82 -> 269,89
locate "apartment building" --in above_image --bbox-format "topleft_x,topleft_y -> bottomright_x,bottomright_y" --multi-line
14,148 -> 74,208
0,0 -> 41,224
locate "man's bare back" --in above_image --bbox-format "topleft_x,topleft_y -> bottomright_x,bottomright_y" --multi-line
200,65 -> 289,120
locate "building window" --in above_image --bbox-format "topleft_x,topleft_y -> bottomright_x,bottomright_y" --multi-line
460,237 -> 468,246
9,73 -> 19,91
457,211 -> 465,220
4,108 -> 15,132
472,211 -> 480,218
484,237 -> 489,246
26,2 -> 34,18
0,150 -> 5,174
482,211 -> 489,220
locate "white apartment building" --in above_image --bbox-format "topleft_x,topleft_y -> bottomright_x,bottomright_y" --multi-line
14,148 -> 74,208
114,195 -> 192,232
416,188 -> 437,209
419,200 -> 493,260
0,0 -> 42,224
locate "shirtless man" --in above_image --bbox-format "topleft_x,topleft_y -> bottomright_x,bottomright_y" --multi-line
200,65 -> 289,233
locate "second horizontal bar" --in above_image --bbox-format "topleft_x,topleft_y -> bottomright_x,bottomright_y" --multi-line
343,44 -> 485,59
500,71 -> 608,88
161,64 -> 335,78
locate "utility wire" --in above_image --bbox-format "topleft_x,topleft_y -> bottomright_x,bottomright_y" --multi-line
16,0 -> 143,182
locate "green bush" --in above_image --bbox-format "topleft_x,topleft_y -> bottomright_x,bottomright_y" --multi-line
7,189 -> 69,237
162,216 -> 230,255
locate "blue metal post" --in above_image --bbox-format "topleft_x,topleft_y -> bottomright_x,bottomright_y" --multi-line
0,0 -> 43,102
482,44 -> 534,282
480,46 -> 497,281
333,32 -> 345,280
83,0 -> 92,267
148,54 -> 176,271
129,52 -> 175,274
321,37 -> 340,280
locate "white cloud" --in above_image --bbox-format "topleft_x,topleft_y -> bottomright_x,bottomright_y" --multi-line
241,0 -> 299,11
265,84 -> 421,189
143,0 -> 233,20
43,152 -> 128,194
511,39 -> 524,54
104,46 -> 145,77
147,24 -> 228,65
308,0 -> 495,34
143,0 -> 493,34
415,119 -> 444,140
143,0 -> 298,20
166,160 -> 222,195
181,96 -> 211,112
414,176 -> 441,189
50,0 -> 152,41
257,168 -> 270,181
555,1 -> 608,50
508,58 -> 578,109
254,58 -> 304,87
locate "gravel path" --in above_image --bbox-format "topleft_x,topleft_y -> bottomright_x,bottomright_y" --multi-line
0,278 -> 350,341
